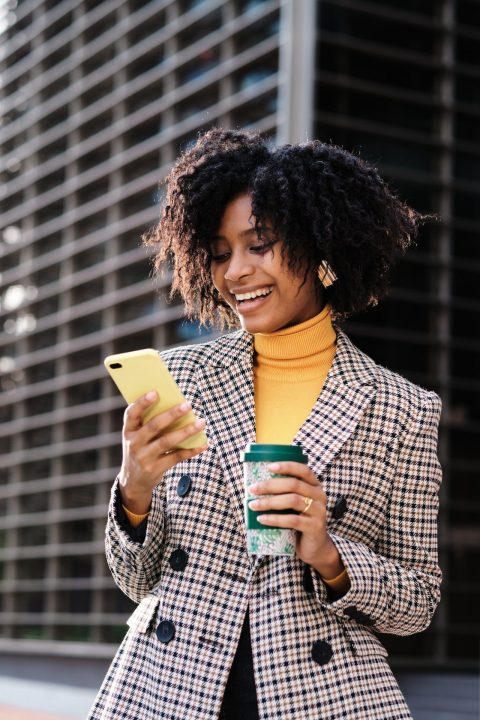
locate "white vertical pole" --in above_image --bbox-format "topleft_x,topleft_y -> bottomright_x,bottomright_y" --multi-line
277,0 -> 317,144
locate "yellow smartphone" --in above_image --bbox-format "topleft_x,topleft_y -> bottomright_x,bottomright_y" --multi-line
104,348 -> 207,450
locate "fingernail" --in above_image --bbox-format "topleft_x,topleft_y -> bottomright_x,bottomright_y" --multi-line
249,484 -> 259,494
145,391 -> 157,401
267,462 -> 279,471
194,418 -> 205,428
180,402 -> 191,411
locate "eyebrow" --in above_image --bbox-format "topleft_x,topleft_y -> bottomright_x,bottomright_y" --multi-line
211,228 -> 258,242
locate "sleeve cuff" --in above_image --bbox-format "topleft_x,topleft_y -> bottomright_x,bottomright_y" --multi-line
122,504 -> 150,527
321,567 -> 350,593
116,494 -> 149,544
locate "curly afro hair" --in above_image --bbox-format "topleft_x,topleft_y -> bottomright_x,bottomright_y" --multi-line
144,127 -> 424,328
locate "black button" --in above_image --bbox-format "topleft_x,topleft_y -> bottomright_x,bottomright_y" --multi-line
177,474 -> 192,497
312,639 -> 333,666
169,548 -> 188,572
344,606 -> 374,626
332,495 -> 348,520
156,620 -> 175,643
302,565 -> 314,594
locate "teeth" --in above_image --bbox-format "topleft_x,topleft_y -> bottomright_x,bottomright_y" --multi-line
235,288 -> 272,302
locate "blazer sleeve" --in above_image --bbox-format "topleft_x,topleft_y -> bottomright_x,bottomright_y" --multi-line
312,390 -> 442,636
104,477 -> 165,603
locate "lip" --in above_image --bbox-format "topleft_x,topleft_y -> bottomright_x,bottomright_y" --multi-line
229,285 -> 273,296
234,289 -> 273,314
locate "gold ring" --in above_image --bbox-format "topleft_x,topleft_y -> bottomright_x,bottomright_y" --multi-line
301,496 -> 314,514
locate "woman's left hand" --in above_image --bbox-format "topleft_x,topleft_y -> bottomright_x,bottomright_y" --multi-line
248,461 -> 344,578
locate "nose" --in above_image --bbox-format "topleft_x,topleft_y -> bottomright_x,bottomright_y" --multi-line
224,250 -> 254,281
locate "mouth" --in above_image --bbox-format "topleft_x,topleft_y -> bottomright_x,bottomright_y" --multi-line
232,286 -> 273,313
233,286 -> 273,303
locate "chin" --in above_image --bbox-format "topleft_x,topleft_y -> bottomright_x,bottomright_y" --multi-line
240,318 -> 278,334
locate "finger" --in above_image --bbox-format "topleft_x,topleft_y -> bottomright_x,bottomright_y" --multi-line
155,443 -> 209,471
256,513 -> 307,530
256,511 -> 325,533
152,417 -> 207,456
123,390 -> 158,432
249,493 -> 318,514
137,401 -> 195,442
127,416 -> 206,474
249,477 -> 324,499
134,442 -> 209,486
266,461 -> 321,487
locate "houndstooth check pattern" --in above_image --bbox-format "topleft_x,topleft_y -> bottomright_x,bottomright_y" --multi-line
88,329 -> 442,720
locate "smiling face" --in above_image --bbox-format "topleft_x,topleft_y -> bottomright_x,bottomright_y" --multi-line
209,194 -> 323,334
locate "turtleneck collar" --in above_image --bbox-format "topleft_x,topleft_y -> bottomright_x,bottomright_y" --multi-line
254,305 -> 336,365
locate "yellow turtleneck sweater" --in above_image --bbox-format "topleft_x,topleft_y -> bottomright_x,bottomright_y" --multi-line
253,305 -> 337,444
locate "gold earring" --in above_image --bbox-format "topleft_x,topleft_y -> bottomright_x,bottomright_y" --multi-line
317,261 -> 337,288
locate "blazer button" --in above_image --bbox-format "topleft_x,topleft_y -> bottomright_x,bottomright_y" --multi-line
156,620 -> 175,643
312,639 -> 333,666
332,495 -> 348,520
177,474 -> 192,497
344,606 -> 374,626
302,565 -> 314,594
169,548 -> 188,571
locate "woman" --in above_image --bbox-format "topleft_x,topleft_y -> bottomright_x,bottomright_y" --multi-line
89,128 -> 442,720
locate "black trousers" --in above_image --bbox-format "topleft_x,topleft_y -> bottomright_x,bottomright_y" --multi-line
219,610 -> 259,720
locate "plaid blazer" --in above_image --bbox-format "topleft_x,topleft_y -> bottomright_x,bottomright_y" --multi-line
89,329 -> 442,720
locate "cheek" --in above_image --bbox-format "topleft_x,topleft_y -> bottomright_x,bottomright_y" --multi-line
210,267 -> 221,291
211,267 -> 229,302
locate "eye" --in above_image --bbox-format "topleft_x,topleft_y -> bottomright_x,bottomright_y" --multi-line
250,240 -> 276,255
210,250 -> 230,263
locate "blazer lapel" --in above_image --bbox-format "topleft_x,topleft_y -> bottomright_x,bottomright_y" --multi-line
196,331 -> 256,554
295,329 -> 378,476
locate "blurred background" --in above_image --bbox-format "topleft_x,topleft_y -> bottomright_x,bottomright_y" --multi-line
0,0 -> 479,717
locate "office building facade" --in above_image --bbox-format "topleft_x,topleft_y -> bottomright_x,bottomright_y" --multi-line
0,0 -> 478,671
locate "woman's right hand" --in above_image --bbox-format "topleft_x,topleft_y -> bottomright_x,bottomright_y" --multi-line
118,391 -> 208,514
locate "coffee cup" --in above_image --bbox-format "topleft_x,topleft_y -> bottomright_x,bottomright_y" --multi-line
241,443 -> 308,555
